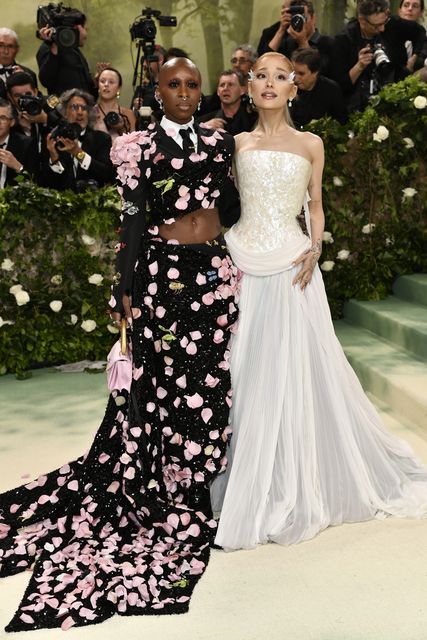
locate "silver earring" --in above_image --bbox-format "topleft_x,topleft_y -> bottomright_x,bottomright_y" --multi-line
249,95 -> 253,105
155,94 -> 163,109
288,99 -> 293,107
197,98 -> 202,111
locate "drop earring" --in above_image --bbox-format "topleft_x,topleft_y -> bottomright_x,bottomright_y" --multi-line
116,91 -> 121,99
155,93 -> 163,109
197,98 -> 202,111
288,99 -> 293,108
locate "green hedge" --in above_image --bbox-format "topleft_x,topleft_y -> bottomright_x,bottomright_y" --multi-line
1,76 -> 427,377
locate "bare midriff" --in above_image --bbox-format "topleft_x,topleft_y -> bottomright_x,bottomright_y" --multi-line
158,207 -> 221,244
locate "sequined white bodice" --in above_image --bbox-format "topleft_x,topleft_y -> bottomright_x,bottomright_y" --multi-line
232,150 -> 312,252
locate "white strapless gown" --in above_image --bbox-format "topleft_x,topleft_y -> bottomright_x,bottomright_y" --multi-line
211,150 -> 427,549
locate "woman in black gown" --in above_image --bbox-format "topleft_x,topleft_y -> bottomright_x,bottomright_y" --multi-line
0,57 -> 240,632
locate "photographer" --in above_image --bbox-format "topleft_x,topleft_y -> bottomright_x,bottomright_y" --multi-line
44,88 -> 114,191
94,67 -> 136,141
332,0 -> 427,113
0,28 -> 38,98
0,98 -> 38,188
257,1 -> 333,77
36,4 -> 96,98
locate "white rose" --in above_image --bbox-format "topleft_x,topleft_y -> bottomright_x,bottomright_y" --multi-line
70,314 -> 78,325
413,95 -> 427,109
403,137 -> 414,149
0,316 -> 14,328
347,130 -> 355,139
333,176 -> 343,187
88,273 -> 104,286
50,274 -> 62,285
362,223 -> 376,234
337,249 -> 350,260
81,319 -> 96,332
322,231 -> 334,244
81,233 -> 96,246
14,290 -> 30,306
9,284 -> 23,294
107,324 -> 120,334
376,125 -> 389,141
320,261 -> 335,272
385,236 -> 393,246
402,187 -> 417,199
1,258 -> 14,271
49,300 -> 63,312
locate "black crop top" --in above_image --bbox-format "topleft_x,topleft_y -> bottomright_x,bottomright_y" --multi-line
109,122 -> 240,313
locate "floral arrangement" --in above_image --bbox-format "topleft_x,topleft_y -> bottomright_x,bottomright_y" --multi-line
1,77 -> 426,376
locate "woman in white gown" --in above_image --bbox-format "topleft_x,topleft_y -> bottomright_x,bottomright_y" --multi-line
211,52 -> 427,549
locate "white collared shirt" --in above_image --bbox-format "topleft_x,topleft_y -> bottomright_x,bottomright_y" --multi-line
160,115 -> 198,152
49,129 -> 92,174
0,134 -> 10,189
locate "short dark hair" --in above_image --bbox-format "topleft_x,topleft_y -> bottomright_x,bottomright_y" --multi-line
357,0 -> 390,17
218,69 -> 245,87
290,0 -> 315,16
399,0 -> 424,9
292,48 -> 321,73
6,71 -> 36,92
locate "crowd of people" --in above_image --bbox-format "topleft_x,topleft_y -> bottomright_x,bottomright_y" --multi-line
0,0 -> 426,192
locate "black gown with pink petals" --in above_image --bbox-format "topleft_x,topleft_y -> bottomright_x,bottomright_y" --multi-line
0,123 -> 240,632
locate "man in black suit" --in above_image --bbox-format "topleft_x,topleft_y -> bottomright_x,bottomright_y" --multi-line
290,48 -> 348,128
257,0 -> 333,77
197,70 -> 257,135
0,98 -> 38,188
36,9 -> 96,98
0,28 -> 38,98
44,89 -> 114,191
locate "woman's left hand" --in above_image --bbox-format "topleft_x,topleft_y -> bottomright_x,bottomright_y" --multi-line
292,251 -> 315,291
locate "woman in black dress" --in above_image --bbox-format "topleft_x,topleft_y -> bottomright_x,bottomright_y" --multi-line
0,57 -> 240,632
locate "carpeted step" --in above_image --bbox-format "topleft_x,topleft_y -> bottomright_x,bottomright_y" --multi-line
393,273 -> 427,307
334,320 -> 427,434
343,297 -> 427,360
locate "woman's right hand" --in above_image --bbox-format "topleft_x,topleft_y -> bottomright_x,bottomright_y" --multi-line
111,294 -> 132,326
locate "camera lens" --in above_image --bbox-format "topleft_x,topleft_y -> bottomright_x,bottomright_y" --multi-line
104,111 -> 121,128
290,14 -> 305,32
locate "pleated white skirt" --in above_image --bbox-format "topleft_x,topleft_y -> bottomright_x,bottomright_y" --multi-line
211,264 -> 427,549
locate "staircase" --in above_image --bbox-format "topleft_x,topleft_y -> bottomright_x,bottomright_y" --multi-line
334,274 -> 427,436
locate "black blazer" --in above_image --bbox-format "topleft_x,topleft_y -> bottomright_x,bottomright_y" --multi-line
42,128 -> 114,191
36,43 -> 96,97
197,101 -> 257,136
2,131 -> 39,186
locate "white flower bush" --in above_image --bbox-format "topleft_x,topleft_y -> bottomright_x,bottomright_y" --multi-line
49,300 -> 63,312
333,176 -> 343,187
362,223 -> 376,234
81,233 -> 96,245
88,273 -> 104,286
402,187 -> 417,200
9,284 -> 23,294
373,125 -> 389,142
322,231 -> 334,243
1,258 -> 14,271
50,274 -> 62,285
107,324 -> 120,334
413,95 -> 427,109
337,249 -> 350,260
14,290 -> 30,306
320,261 -> 335,272
70,314 -> 78,325
402,137 -> 414,149
81,319 -> 96,332
0,316 -> 14,328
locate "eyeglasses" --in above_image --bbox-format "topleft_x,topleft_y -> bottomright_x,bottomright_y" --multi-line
0,115 -> 13,121
0,43 -> 18,50
231,57 -> 250,65
363,15 -> 390,29
69,103 -> 89,112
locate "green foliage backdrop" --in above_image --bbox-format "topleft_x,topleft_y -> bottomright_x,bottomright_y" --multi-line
1,77 -> 426,377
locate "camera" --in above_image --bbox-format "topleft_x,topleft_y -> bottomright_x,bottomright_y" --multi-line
50,119 -> 82,148
37,2 -> 84,49
103,111 -> 122,128
370,43 -> 391,68
288,5 -> 306,32
17,94 -> 44,116
130,7 -> 177,43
